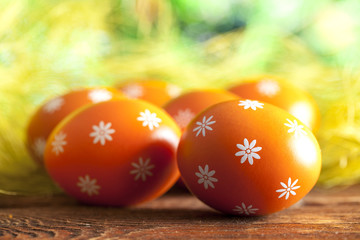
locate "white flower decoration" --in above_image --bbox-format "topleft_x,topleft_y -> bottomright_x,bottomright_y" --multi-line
238,99 -> 264,110
32,137 -> 47,158
130,157 -> 155,181
89,121 -> 115,146
51,132 -> 67,156
137,109 -> 162,131
88,89 -> 113,103
43,97 -> 65,113
193,115 -> 216,137
173,108 -> 195,129
195,165 -> 218,189
284,119 -> 307,137
233,203 -> 259,215
77,175 -> 100,196
257,79 -> 280,97
235,138 -> 262,165
276,177 -> 300,200
166,84 -> 182,97
122,84 -> 143,98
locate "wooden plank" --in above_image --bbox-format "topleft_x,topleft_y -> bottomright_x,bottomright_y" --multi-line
0,185 -> 359,239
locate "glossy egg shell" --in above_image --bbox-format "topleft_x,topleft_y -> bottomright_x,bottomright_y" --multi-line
228,76 -> 321,131
44,99 -> 181,206
118,79 -> 182,106
27,87 -> 124,165
177,99 -> 321,215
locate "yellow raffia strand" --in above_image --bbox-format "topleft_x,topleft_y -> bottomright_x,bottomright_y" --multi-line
0,0 -> 359,195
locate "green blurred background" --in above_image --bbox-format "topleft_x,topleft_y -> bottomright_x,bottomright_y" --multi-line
1,0 -> 360,194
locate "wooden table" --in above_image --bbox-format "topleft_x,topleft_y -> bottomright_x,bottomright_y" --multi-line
0,185 -> 359,239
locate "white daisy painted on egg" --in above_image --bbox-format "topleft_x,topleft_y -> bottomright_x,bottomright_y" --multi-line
32,137 -> 47,158
43,97 -> 65,113
284,118 -> 307,137
276,177 -> 300,200
122,84 -> 143,98
195,165 -> 218,189
77,175 -> 101,196
257,79 -> 280,97
130,157 -> 155,181
235,138 -> 262,165
174,108 -> 195,129
88,89 -> 113,103
51,132 -> 67,155
90,121 -> 115,145
166,84 -> 182,98
137,109 -> 162,131
233,203 -> 259,215
193,115 -> 216,137
238,100 -> 264,110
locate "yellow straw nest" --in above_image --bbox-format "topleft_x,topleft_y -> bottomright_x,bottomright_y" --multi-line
0,0 -> 359,195
315,70 -> 360,187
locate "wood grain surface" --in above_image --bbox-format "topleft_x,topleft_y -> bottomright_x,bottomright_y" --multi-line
0,185 -> 359,239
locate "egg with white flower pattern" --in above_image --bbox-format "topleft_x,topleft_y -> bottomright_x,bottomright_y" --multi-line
228,76 -> 321,131
177,99 -> 321,215
44,98 -> 181,206
27,87 -> 125,165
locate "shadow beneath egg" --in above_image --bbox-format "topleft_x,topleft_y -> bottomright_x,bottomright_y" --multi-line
0,189 -> 267,223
